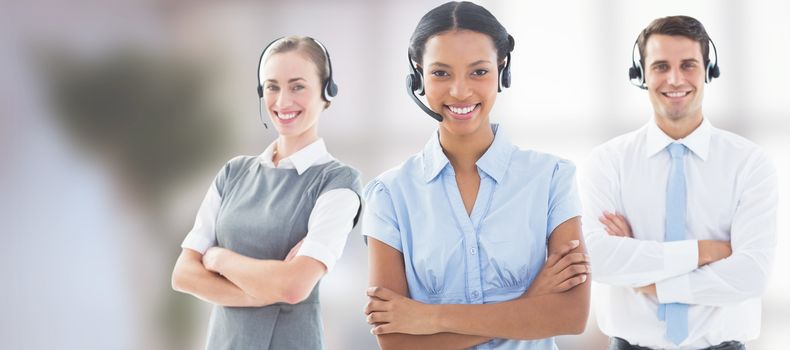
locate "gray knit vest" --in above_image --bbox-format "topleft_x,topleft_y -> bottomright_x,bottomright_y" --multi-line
205,155 -> 361,350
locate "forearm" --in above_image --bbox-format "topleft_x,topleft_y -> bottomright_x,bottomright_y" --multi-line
212,250 -> 321,304
656,248 -> 774,306
435,284 -> 589,339
172,256 -> 263,307
586,231 -> 698,286
376,333 -> 490,350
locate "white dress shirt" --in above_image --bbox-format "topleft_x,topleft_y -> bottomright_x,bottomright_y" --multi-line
581,118 -> 777,349
181,138 -> 360,271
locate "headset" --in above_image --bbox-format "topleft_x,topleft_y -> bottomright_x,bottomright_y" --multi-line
256,36 -> 338,127
406,35 -> 514,122
628,35 -> 720,90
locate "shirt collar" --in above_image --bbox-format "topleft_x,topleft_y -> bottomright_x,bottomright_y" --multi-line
259,138 -> 332,175
645,118 -> 711,161
422,123 -> 515,183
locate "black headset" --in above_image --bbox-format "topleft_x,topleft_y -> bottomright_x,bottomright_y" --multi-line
255,36 -> 338,128
406,35 -> 514,122
628,35 -> 720,90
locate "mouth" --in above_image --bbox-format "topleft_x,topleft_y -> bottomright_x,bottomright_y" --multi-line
660,91 -> 691,99
274,110 -> 301,124
444,103 -> 480,120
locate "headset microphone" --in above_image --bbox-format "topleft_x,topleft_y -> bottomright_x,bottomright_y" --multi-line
406,41 -> 513,122
406,54 -> 443,122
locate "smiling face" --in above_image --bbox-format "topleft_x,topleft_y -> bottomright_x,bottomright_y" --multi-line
421,29 -> 500,137
644,34 -> 706,125
261,50 -> 325,140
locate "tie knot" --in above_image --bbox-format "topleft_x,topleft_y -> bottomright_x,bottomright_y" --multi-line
667,143 -> 687,159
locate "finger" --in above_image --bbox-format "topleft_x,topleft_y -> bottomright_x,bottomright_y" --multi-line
366,311 -> 390,325
558,262 -> 591,281
552,252 -> 590,272
367,286 -> 394,301
555,273 -> 588,292
600,216 -> 623,236
364,300 -> 388,315
547,239 -> 580,267
371,323 -> 395,335
609,213 -> 631,236
604,225 -> 624,237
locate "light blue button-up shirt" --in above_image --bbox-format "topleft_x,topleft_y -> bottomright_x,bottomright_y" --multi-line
362,124 -> 581,350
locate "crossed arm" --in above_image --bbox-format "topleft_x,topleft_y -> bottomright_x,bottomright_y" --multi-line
171,239 -> 327,307
364,217 -> 591,349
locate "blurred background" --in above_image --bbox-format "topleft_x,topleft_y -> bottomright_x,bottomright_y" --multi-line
2,0 -> 787,349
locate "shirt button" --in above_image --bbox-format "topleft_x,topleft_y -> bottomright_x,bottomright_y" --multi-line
470,247 -> 476,255
472,291 -> 479,298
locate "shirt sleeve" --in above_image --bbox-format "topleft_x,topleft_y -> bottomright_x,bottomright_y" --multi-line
581,147 -> 698,287
295,188 -> 360,272
180,181 -> 221,254
547,159 -> 583,236
656,150 -> 778,305
361,180 -> 402,252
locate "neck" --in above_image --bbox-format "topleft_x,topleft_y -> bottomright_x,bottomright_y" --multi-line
439,124 -> 495,172
654,112 -> 703,140
273,131 -> 319,164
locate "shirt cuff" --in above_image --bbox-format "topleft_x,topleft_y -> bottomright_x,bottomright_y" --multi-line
296,240 -> 338,272
656,271 -> 693,304
181,233 -> 214,255
664,240 -> 698,275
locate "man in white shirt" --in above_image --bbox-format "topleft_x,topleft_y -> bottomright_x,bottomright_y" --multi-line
581,16 -> 777,350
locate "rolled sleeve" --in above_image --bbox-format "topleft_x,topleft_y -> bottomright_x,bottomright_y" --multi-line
547,159 -> 582,236
180,182 -> 221,254
296,188 -> 360,271
361,180 -> 402,252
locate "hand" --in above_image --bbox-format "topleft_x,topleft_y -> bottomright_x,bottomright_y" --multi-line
634,284 -> 657,296
364,286 -> 439,335
525,240 -> 590,297
599,211 -> 633,237
284,238 -> 305,262
202,246 -> 227,273
697,240 -> 732,266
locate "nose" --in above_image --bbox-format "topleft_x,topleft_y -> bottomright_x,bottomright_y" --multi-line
449,77 -> 473,100
667,66 -> 683,86
275,90 -> 292,108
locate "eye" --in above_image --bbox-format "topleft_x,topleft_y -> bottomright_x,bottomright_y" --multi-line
291,84 -> 305,92
681,62 -> 697,70
431,70 -> 449,77
653,63 -> 669,72
265,84 -> 279,92
471,69 -> 489,77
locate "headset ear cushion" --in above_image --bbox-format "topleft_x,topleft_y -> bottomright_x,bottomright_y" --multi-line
410,72 -> 425,96
709,64 -> 720,80
257,85 -> 263,98
628,66 -> 639,80
500,68 -> 511,89
325,80 -> 338,100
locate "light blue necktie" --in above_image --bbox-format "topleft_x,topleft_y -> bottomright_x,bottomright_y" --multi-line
658,143 -> 689,345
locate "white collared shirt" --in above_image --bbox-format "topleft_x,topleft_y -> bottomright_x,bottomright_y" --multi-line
581,118 -> 777,349
181,138 -> 360,271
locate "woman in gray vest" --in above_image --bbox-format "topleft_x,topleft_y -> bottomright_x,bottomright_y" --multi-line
172,36 -> 362,349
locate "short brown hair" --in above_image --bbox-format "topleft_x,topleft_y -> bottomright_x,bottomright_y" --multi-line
637,16 -> 711,67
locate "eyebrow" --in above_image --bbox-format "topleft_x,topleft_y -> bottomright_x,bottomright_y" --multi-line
428,60 -> 493,69
264,77 -> 307,84
649,58 -> 700,67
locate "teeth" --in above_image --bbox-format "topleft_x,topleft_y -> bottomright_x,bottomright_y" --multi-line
664,92 -> 688,97
279,112 -> 298,120
449,105 -> 476,115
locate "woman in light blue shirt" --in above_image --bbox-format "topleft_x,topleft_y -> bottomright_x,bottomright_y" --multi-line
362,2 -> 591,349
